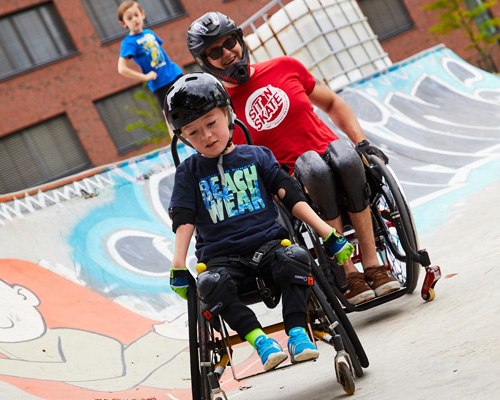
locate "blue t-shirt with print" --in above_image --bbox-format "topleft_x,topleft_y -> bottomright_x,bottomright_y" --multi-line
169,145 -> 283,261
120,29 -> 182,92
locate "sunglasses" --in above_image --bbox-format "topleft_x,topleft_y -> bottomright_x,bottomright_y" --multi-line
205,36 -> 238,60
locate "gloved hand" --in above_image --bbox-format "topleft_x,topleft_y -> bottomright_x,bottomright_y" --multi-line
323,229 -> 354,264
170,268 -> 190,300
355,140 -> 388,164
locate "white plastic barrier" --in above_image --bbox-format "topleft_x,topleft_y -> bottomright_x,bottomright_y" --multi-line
243,0 -> 392,91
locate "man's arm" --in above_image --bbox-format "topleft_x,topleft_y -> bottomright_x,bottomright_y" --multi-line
308,80 -> 366,145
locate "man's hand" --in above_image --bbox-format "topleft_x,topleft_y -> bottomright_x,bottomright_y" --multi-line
170,268 -> 190,300
356,140 -> 388,164
323,229 -> 354,264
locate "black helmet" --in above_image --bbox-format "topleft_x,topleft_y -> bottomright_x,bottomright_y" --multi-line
187,12 -> 250,85
164,72 -> 234,144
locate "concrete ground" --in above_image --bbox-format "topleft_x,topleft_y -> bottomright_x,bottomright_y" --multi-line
223,178 -> 500,400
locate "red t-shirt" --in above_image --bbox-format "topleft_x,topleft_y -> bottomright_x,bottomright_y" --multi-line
228,56 -> 338,172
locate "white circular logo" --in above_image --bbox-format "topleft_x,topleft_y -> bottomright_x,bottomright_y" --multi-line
245,85 -> 290,131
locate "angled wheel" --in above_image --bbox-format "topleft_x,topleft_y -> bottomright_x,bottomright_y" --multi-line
367,156 -> 420,293
310,280 -> 365,377
338,361 -> 355,395
423,287 -> 435,302
188,286 -> 212,400
187,286 -> 203,400
295,220 -> 369,373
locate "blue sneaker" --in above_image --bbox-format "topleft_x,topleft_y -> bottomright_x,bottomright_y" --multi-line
255,335 -> 288,371
287,327 -> 320,364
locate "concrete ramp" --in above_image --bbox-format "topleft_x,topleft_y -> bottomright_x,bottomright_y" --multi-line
1,46 -> 500,400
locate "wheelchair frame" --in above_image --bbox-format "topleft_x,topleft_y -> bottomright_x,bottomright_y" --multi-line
334,153 -> 441,312
170,122 -> 368,399
170,118 -> 441,399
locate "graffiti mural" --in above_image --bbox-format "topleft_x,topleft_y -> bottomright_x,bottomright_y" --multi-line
336,45 -> 500,204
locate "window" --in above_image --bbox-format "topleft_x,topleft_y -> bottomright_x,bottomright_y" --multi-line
0,3 -> 77,80
465,0 -> 499,36
95,85 -> 164,154
0,116 -> 91,195
82,0 -> 185,43
358,0 -> 415,41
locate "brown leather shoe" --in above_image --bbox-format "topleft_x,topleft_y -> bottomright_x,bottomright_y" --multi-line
365,266 -> 401,296
344,271 -> 376,305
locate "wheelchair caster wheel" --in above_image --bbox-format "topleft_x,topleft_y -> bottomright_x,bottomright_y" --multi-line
422,287 -> 435,302
338,361 -> 355,395
421,265 -> 441,302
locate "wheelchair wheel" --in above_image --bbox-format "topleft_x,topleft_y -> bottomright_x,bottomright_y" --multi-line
187,286 -> 212,400
338,361 -> 355,395
311,259 -> 368,370
309,281 -> 364,377
367,156 -> 420,293
297,223 -> 369,370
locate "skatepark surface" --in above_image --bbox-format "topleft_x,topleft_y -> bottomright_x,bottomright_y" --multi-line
1,45 -> 500,400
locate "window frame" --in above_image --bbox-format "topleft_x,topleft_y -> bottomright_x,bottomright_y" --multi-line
357,0 -> 415,42
0,115 -> 91,195
465,0 -> 500,37
0,2 -> 78,81
94,84 -> 167,155
81,0 -> 186,44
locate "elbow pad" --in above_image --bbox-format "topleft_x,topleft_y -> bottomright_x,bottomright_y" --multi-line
169,207 -> 195,233
270,167 -> 307,211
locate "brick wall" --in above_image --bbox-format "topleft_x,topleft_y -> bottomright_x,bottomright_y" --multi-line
378,0 -> 500,70
2,0 -> 498,170
0,0 -> 277,167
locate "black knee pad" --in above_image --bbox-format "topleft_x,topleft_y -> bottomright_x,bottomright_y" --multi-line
273,244 -> 313,288
197,269 -> 238,320
325,140 -> 370,213
294,150 -> 339,220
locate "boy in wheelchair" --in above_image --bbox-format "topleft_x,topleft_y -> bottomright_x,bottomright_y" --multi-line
166,72 -> 354,371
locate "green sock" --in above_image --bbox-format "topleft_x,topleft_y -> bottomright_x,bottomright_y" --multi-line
245,328 -> 267,348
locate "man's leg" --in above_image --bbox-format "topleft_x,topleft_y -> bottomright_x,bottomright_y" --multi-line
347,205 -> 379,270
325,215 -> 376,304
346,206 -> 400,298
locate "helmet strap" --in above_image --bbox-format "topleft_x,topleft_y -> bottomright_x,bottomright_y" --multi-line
216,105 -> 236,187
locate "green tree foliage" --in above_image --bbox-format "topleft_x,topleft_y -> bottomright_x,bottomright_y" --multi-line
125,83 -> 171,147
422,0 -> 500,71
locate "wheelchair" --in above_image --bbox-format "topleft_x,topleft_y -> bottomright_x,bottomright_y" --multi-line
171,123 -> 369,399
287,148 -> 442,314
170,120 -> 441,399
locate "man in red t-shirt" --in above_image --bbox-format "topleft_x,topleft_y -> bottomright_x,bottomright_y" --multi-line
186,12 -> 400,305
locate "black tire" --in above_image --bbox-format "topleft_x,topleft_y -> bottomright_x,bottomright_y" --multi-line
338,361 -> 355,395
368,156 -> 420,293
188,286 -> 212,400
198,301 -> 212,399
310,282 -> 364,377
296,223 -> 369,371
187,286 -> 202,400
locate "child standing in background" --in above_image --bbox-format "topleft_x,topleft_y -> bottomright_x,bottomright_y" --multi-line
117,1 -> 182,107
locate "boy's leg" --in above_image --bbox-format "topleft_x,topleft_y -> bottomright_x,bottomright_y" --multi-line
281,284 -> 320,363
203,265 -> 287,371
262,245 -> 320,363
